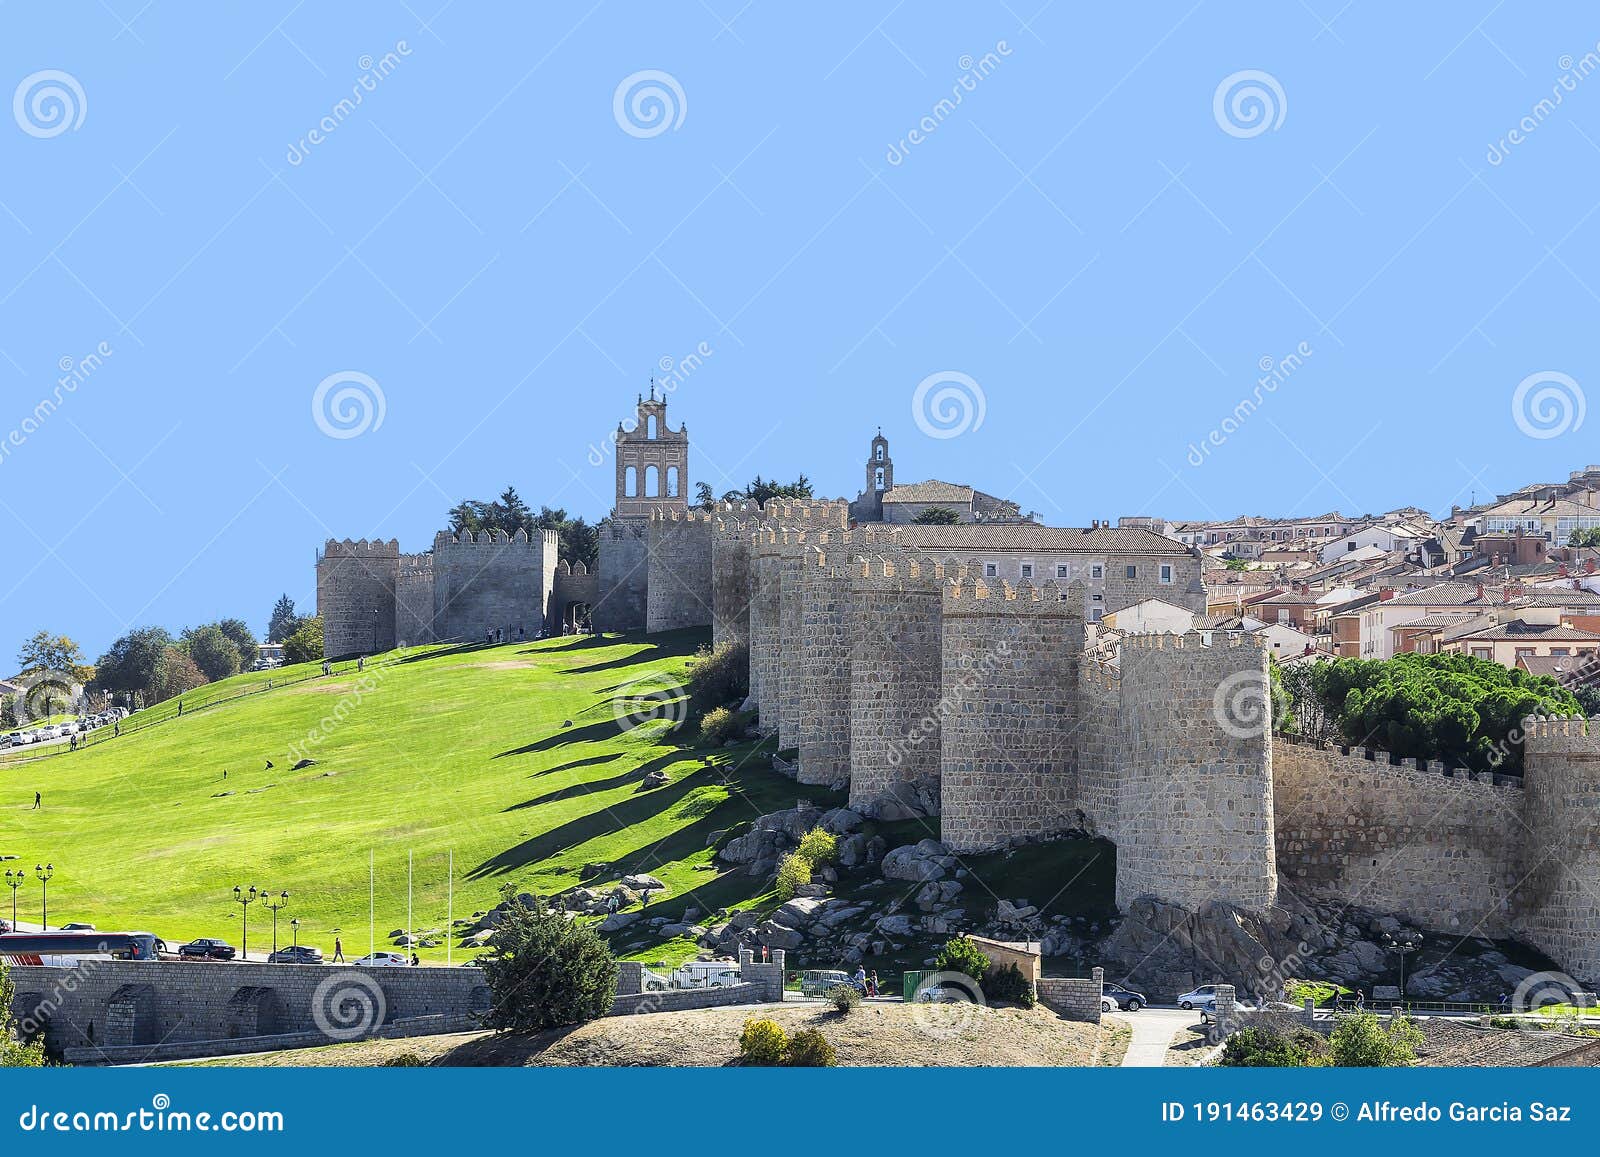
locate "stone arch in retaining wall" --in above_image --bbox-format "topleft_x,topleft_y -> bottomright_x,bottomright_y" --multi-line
104,983 -> 159,1047
225,986 -> 289,1038
11,990 -> 48,1040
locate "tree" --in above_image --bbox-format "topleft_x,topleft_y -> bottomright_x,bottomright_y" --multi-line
912,506 -> 961,525
533,506 -> 598,569
153,646 -> 206,703
282,617 -> 324,665
92,626 -> 174,701
1327,1011 -> 1422,1067
722,474 -> 814,506
1569,528 -> 1600,548
479,889 -> 617,1033
183,625 -> 239,683
15,631 -> 90,683
216,617 -> 259,672
267,595 -> 301,644
1219,1026 -> 1329,1067
694,481 -> 715,511
775,852 -> 811,900
0,958 -> 46,1067
497,485 -> 532,531
934,936 -> 992,981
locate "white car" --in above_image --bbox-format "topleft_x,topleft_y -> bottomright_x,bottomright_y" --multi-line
353,951 -> 410,967
1177,985 -> 1220,1010
672,961 -> 742,989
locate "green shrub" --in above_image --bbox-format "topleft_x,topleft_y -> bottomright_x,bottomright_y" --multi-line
1219,1027 -> 1329,1067
687,642 -> 749,718
985,962 -> 1035,1008
935,936 -> 991,982
381,1052 -> 426,1067
739,1017 -> 788,1065
775,852 -> 811,901
699,705 -> 743,746
282,616 -> 324,664
1328,1011 -> 1423,1067
784,1028 -> 837,1066
0,959 -> 45,1068
826,983 -> 862,1014
478,884 -> 618,1034
796,826 -> 837,866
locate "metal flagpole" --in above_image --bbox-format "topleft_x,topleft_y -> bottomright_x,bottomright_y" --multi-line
407,849 -> 413,963
447,849 -> 453,967
369,849 -> 375,959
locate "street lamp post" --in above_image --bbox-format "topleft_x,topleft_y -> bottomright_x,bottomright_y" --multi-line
4,869 -> 22,928
262,890 -> 290,953
1384,933 -> 1422,1001
289,918 -> 300,951
34,864 -> 52,930
233,885 -> 258,960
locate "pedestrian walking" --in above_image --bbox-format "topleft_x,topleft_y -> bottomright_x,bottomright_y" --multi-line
410,951 -> 420,967
32,791 -> 41,809
333,937 -> 344,963
868,970 -> 880,998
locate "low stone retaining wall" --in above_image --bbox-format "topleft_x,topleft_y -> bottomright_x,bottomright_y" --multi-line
62,1013 -> 479,1065
1037,968 -> 1103,1023
611,983 -> 765,1016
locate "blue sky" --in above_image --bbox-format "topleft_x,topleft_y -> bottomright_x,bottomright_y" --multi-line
2,3 -> 1597,663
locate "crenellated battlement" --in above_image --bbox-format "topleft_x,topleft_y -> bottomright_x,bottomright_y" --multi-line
941,577 -> 1077,612
431,527 -> 556,548
1273,732 -> 1524,792
321,537 -> 400,558
1119,629 -> 1266,652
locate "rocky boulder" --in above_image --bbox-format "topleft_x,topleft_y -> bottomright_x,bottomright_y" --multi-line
881,839 -> 956,882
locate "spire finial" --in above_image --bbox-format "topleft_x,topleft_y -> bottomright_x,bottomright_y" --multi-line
649,377 -> 657,401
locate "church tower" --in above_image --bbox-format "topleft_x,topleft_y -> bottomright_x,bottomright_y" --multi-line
613,383 -> 691,521
850,429 -> 894,522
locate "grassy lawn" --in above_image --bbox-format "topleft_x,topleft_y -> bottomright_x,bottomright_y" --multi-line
0,629 -> 811,963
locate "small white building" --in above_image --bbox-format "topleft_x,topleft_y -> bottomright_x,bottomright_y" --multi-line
1103,597 -> 1196,635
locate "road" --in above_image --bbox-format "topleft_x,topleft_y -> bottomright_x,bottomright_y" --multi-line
1114,1007 -> 1204,1067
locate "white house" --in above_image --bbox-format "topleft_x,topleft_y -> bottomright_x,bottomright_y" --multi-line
1103,597 -> 1196,635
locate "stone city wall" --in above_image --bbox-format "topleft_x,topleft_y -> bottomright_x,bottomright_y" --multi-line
1520,716 -> 1600,985
646,512 -> 714,634
430,528 -> 557,641
316,539 -> 399,658
594,521 -> 649,633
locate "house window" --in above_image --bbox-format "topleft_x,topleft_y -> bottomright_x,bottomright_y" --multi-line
1020,562 -> 1034,579
1472,647 -> 1492,660
1159,564 -> 1173,584
1125,565 -> 1137,580
1091,608 -> 1104,622
1092,593 -> 1103,602
1551,648 -> 1571,657
1056,564 -> 1069,579
984,562 -> 998,578
1091,565 -> 1103,579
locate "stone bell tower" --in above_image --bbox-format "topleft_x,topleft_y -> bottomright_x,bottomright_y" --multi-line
613,382 -> 691,521
852,428 -> 893,522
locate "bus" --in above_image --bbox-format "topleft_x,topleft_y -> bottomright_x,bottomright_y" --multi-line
0,931 -> 163,965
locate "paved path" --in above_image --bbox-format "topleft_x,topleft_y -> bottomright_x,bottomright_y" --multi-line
1117,1008 -> 1200,1067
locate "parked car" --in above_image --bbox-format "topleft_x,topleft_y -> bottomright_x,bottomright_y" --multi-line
268,945 -> 324,964
673,960 -> 742,989
1177,984 -> 1220,1011
641,968 -> 670,992
61,922 -> 96,931
178,937 -> 236,961
1102,983 -> 1146,1012
800,968 -> 857,997
352,951 -> 409,967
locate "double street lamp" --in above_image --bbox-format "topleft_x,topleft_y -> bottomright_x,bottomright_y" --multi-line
1383,932 -> 1423,1000
35,864 -> 52,930
262,890 -> 291,953
233,885 -> 259,959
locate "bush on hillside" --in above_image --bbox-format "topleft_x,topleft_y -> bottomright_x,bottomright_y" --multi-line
985,962 -> 1036,1008
775,852 -> 811,901
1219,1026 -> 1329,1067
479,887 -> 618,1034
183,624 -> 241,683
796,826 -> 837,866
935,936 -> 991,983
153,646 -> 206,702
686,642 -> 749,719
699,705 -> 742,746
739,1017 -> 788,1066
1328,1011 -> 1422,1067
282,616 -> 325,665
784,1027 -> 837,1066
826,984 -> 861,1014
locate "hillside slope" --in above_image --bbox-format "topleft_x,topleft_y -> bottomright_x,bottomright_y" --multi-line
0,631 -> 826,961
